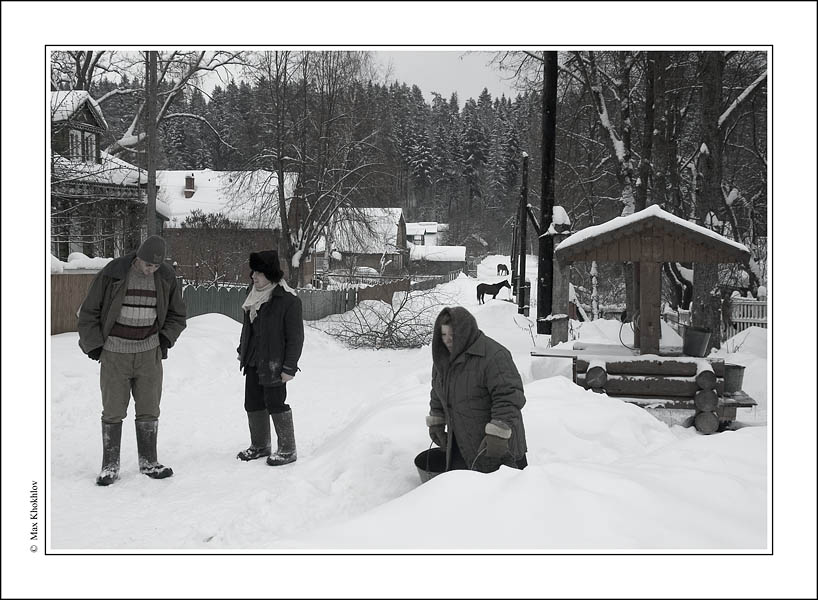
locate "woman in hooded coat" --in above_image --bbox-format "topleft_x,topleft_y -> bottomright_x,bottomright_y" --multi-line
236,250 -> 304,466
426,306 -> 528,473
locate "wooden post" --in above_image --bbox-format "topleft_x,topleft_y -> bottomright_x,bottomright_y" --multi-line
638,260 -> 661,354
550,232 -> 571,344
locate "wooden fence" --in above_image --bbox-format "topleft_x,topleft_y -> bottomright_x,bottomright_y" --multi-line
182,285 -> 359,323
51,272 -> 97,335
725,298 -> 767,335
663,298 -> 767,341
51,270 -> 457,335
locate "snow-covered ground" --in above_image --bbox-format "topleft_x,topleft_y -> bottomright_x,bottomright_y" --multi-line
31,254 -> 785,596
47,256 -> 768,553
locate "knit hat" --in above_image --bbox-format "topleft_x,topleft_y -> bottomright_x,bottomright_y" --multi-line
249,250 -> 283,283
137,235 -> 166,265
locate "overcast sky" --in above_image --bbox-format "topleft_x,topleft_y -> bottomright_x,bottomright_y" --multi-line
374,50 -> 518,103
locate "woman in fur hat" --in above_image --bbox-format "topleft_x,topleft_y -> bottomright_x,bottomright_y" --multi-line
425,306 -> 528,473
236,250 -> 304,466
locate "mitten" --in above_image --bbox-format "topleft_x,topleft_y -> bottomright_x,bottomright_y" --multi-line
477,419 -> 512,459
87,347 -> 102,361
159,334 -> 170,359
426,414 -> 447,448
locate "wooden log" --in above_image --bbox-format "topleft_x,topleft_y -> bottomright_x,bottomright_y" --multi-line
602,375 -> 699,397
585,360 -> 607,389
694,411 -> 720,434
575,357 -> 724,377
695,362 -> 717,390
694,388 -> 719,412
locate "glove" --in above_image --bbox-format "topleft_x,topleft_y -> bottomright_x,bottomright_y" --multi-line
159,334 -> 170,360
477,419 -> 512,459
87,347 -> 102,361
425,414 -> 447,448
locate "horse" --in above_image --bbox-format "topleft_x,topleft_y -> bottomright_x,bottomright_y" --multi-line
477,279 -> 511,304
496,263 -> 509,276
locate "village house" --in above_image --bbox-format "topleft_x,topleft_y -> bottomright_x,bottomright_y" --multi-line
50,91 -> 169,260
158,169 -> 298,285
322,208 -> 408,276
405,221 -> 448,246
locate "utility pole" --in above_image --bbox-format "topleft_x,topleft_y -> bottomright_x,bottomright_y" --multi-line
145,50 -> 158,236
537,51 -> 558,334
518,153 -> 529,316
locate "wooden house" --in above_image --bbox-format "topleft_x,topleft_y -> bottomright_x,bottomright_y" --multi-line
50,91 -> 169,260
158,169 -> 298,284
325,208 -> 408,275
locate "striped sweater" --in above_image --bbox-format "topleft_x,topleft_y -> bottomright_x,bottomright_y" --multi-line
103,268 -> 160,353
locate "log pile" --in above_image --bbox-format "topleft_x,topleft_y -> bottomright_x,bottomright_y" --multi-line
573,357 -> 755,434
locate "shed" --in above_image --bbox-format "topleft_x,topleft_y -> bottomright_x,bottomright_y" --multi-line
555,205 -> 751,354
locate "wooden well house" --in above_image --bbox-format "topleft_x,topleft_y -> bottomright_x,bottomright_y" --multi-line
533,205 -> 757,434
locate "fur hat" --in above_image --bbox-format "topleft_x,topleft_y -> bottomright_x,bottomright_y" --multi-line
249,250 -> 283,283
137,235 -> 166,265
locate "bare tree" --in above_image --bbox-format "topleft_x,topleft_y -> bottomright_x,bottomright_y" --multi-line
318,286 -> 455,349
227,51 -> 384,287
50,50 -> 246,158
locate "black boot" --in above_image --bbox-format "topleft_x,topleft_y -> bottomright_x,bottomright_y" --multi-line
135,419 -> 173,479
96,421 -> 122,486
237,410 -> 272,461
267,409 -> 297,466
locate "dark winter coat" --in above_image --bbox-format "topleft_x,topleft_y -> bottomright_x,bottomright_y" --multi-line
429,307 -> 528,472
77,253 -> 187,355
238,284 -> 304,386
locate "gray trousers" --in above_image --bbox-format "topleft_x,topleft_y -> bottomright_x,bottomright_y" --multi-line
100,347 -> 163,423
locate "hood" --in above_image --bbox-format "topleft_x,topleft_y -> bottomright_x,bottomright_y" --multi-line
432,306 -> 482,370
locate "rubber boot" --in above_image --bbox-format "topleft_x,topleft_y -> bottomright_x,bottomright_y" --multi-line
96,421 -> 122,486
236,410 -> 272,461
267,409 -> 297,466
135,419 -> 173,479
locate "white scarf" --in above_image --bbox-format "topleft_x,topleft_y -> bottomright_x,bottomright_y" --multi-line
242,282 -> 274,323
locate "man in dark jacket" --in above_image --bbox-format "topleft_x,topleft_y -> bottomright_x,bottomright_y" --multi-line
78,235 -> 187,486
236,250 -> 304,466
426,306 -> 528,473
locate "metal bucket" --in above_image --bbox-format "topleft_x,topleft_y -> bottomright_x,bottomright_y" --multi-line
683,326 -> 712,357
723,363 -> 746,394
414,447 -> 447,484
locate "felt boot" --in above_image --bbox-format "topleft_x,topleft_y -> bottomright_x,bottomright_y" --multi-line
237,410 -> 272,461
135,419 -> 173,479
267,409 -> 297,466
96,421 -> 122,486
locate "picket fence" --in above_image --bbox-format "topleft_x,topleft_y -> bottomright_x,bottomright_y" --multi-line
662,298 -> 767,341
725,298 -> 768,334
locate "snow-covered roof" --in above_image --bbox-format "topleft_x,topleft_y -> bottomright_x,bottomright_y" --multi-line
51,151 -> 171,219
555,204 -> 750,263
50,91 -> 108,130
331,208 -> 405,254
409,244 -> 466,262
159,169 -> 296,229
406,221 -> 442,236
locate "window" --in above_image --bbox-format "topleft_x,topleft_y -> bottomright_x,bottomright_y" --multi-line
82,131 -> 96,163
68,130 -> 82,161
413,234 -> 424,245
